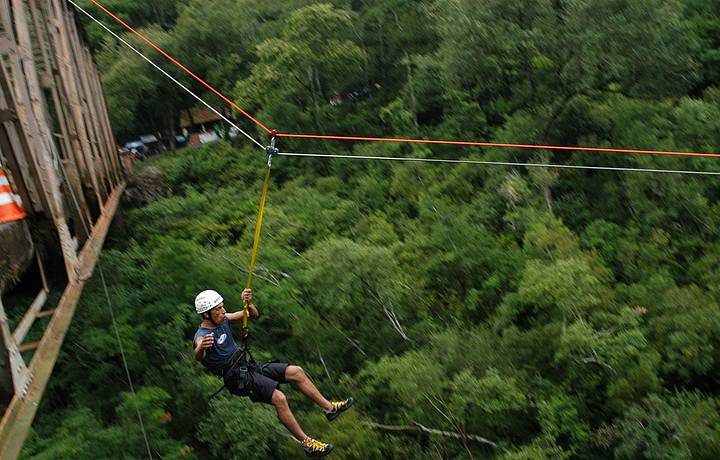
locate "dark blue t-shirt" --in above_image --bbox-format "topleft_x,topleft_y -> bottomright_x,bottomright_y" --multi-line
194,319 -> 238,375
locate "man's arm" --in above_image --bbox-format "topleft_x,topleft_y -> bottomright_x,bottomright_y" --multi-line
194,334 -> 214,361
226,304 -> 259,322
226,288 -> 260,323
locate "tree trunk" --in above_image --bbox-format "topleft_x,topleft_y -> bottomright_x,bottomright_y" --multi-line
544,184 -> 554,213
404,52 -> 419,133
308,66 -> 326,136
166,112 -> 176,151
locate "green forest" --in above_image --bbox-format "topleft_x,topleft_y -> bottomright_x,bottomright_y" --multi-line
20,0 -> 720,458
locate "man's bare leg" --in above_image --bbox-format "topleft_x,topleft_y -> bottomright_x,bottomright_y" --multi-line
285,365 -> 333,411
271,389 -> 307,441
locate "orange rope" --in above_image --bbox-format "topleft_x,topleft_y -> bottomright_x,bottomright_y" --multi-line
88,0 -> 720,160
89,0 -> 272,134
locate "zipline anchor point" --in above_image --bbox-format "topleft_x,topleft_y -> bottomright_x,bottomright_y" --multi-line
266,132 -> 279,166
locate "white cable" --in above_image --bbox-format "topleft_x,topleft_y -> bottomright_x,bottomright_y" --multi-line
98,266 -> 154,459
276,151 -> 720,176
55,155 -> 153,460
67,0 -> 265,150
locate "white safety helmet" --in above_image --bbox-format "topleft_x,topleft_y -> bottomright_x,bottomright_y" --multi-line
195,290 -> 223,314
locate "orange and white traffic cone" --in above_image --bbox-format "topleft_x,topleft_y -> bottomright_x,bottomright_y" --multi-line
0,167 -> 26,223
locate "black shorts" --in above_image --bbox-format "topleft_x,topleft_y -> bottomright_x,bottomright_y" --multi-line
247,361 -> 289,404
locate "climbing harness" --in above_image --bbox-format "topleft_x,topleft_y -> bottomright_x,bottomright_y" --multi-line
209,133 -> 278,400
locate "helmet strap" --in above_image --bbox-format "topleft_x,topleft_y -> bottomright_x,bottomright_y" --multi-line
204,309 -> 222,327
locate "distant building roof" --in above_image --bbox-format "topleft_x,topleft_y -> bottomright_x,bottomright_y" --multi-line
180,106 -> 223,128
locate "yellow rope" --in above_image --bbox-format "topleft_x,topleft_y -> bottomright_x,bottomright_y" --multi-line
243,160 -> 272,329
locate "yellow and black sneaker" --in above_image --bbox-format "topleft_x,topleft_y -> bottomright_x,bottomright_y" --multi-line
302,437 -> 333,457
325,397 -> 354,421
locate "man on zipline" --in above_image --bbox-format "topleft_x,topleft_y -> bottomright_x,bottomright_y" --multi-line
193,288 -> 352,457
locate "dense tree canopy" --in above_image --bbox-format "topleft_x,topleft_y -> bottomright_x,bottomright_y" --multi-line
20,0 -> 720,458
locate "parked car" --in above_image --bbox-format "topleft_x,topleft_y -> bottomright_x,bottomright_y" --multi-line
199,132 -> 220,144
124,140 -> 144,153
123,140 -> 145,159
140,134 -> 161,154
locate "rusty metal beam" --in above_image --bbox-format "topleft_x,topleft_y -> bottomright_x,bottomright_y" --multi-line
0,297 -> 31,399
10,0 -> 79,280
49,0 -> 104,210
0,183 -> 125,460
17,341 -> 39,353
62,6 -> 108,204
0,1 -> 126,456
10,289 -> 47,345
0,46 -> 48,215
34,309 -> 55,319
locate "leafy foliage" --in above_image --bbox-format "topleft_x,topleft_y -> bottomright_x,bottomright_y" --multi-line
23,1 -> 720,458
